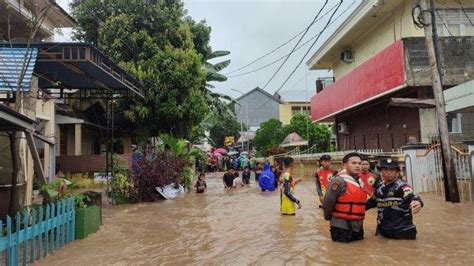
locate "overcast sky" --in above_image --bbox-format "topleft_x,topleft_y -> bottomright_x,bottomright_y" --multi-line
57,0 -> 360,99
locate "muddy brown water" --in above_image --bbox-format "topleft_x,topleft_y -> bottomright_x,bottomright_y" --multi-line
39,172 -> 474,265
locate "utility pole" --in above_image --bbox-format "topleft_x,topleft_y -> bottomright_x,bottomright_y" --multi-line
420,0 -> 460,202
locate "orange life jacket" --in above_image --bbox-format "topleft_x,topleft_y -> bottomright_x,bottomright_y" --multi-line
360,172 -> 376,196
317,168 -> 334,190
332,175 -> 367,221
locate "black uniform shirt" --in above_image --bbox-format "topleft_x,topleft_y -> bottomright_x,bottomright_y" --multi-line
366,178 -> 423,233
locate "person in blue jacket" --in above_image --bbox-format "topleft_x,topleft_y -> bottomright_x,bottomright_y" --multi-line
259,162 -> 276,192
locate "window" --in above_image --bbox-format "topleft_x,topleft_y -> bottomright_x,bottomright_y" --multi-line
291,106 -> 311,115
291,106 -> 302,115
436,8 -> 474,37
447,113 -> 462,133
302,106 -> 311,115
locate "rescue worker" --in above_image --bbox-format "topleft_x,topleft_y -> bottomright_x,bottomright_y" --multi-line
315,154 -> 338,207
366,158 -> 423,240
359,156 -> 379,198
323,152 -> 366,243
280,157 -> 302,215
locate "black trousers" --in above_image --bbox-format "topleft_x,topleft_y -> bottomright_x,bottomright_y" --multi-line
378,228 -> 417,240
330,226 -> 364,243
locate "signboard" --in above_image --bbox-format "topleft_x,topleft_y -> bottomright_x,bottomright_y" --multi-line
94,172 -> 112,182
224,136 -> 234,146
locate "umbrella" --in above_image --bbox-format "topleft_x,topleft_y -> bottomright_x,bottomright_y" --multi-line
228,151 -> 238,156
214,148 -> 227,154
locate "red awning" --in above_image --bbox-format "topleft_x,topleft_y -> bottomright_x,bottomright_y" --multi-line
311,40 -> 406,122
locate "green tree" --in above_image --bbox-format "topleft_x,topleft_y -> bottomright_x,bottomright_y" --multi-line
282,113 -> 331,152
253,119 -> 285,153
253,114 -> 332,154
208,112 -> 243,147
71,0 -> 212,140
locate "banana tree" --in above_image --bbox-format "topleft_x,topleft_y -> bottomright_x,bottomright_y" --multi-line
203,50 -> 232,116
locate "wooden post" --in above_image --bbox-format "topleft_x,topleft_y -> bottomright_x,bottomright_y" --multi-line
420,0 -> 460,202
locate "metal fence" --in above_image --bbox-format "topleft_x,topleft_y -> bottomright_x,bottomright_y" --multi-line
412,143 -> 472,202
0,197 -> 75,266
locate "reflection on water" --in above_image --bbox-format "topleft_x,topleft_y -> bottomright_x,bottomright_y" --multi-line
40,172 -> 474,265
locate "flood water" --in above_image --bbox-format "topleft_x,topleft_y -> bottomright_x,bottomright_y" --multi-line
40,172 -> 474,265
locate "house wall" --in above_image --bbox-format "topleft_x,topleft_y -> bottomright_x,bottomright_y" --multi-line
279,102 -> 310,125
60,124 -> 97,156
336,103 -> 421,152
450,112 -> 474,143
81,127 -> 93,155
235,90 -> 279,128
333,0 -> 474,80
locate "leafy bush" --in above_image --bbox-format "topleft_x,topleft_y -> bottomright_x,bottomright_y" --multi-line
181,166 -> 193,190
109,155 -> 133,204
110,173 -> 132,204
131,151 -> 185,202
74,194 -> 91,209
40,178 -> 73,203
73,177 -> 104,189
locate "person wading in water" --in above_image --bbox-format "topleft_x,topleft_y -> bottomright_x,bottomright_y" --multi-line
195,172 -> 207,193
280,157 -> 302,215
366,158 -> 423,240
323,152 -> 366,243
315,154 -> 338,208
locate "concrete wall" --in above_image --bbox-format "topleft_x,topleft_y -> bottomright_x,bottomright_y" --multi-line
419,108 -> 438,143
450,112 -> 474,143
333,0 -> 423,79
279,103 -> 310,125
235,89 -> 279,128
405,37 -> 474,86
333,0 -> 474,80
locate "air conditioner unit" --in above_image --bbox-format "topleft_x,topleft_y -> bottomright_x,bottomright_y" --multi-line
340,50 -> 354,63
337,122 -> 349,134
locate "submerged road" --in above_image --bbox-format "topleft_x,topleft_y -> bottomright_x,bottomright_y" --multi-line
40,171 -> 474,265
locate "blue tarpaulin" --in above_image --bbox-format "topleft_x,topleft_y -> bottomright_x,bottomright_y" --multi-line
0,47 -> 38,92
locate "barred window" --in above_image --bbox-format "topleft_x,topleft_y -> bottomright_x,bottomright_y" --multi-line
436,8 -> 474,37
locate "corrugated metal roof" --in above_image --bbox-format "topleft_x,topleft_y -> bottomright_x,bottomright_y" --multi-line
0,47 -> 38,92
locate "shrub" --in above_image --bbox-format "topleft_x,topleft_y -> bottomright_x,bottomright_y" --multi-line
181,166 -> 193,190
73,177 -> 104,189
109,155 -> 133,204
131,151 -> 185,202
110,172 -> 132,204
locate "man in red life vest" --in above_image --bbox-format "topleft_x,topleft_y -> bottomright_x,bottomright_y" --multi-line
315,155 -> 338,207
359,156 -> 380,198
323,152 -> 366,243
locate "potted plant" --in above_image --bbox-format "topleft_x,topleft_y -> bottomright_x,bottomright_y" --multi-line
74,193 -> 101,239
32,176 -> 41,196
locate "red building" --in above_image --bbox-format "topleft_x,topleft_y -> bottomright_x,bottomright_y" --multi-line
307,1 -> 474,151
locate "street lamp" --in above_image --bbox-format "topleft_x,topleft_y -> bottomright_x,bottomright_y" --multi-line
231,89 -> 249,151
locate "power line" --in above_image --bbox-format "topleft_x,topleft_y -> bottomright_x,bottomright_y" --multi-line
227,0 -> 355,79
262,0 -> 329,90
273,0 -> 344,95
255,0 -> 345,111
280,71 -> 311,91
224,2 -> 339,76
